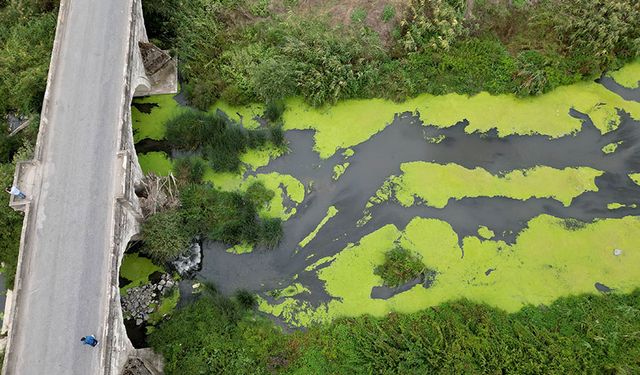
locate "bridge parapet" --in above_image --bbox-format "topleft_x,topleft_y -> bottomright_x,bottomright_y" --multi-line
2,0 -> 175,373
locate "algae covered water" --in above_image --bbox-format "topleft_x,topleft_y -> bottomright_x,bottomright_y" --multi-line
132,61 -> 640,327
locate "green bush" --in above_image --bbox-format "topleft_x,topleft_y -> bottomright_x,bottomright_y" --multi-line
173,156 -> 206,185
259,217 -> 282,249
264,99 -> 284,123
550,0 -> 640,74
374,245 -> 426,287
141,209 -> 192,263
165,109 -> 279,172
179,183 -> 281,248
400,0 -> 465,52
234,289 -> 257,309
245,181 -> 274,209
149,288 -> 284,375
152,289 -> 640,374
0,6 -> 56,116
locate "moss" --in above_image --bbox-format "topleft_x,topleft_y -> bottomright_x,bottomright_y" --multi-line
370,162 -> 602,208
608,59 -> 640,89
602,141 -> 623,154
261,214 -> 640,326
477,226 -> 495,239
138,151 -> 173,176
332,162 -> 350,181
299,206 -> 339,248
120,253 -> 163,293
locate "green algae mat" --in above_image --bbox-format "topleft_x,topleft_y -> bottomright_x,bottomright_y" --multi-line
132,60 -> 640,328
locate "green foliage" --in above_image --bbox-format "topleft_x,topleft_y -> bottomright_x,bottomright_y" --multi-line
259,217 -> 282,249
264,99 -> 284,123
374,245 -> 427,287
350,8 -> 366,24
152,290 -> 640,374
165,109 -> 279,172
400,0 -> 465,52
245,181 -> 274,208
0,5 -> 56,117
141,209 -> 192,263
550,0 -> 640,74
249,0 -> 270,17
0,163 -> 23,288
173,156 -> 206,185
234,289 -> 257,309
381,4 -> 395,22
149,288 -> 284,375
180,183 -> 282,248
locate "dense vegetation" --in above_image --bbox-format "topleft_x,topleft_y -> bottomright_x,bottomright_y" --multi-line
165,109 -> 285,172
141,182 -> 282,263
374,245 -> 427,287
0,0 -> 57,287
150,287 -> 640,374
143,0 -> 640,109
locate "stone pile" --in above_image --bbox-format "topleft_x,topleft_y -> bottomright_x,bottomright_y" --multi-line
121,273 -> 176,325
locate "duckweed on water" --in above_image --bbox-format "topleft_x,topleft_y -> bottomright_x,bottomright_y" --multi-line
132,94 -> 180,142
260,214 -> 640,326
138,151 -> 173,176
602,141 -> 623,154
283,82 -> 640,158
607,59 -> 640,89
477,225 -> 495,239
298,206 -> 339,248
120,253 -> 163,293
629,173 -> 640,186
368,162 -> 603,209
332,162 -> 350,181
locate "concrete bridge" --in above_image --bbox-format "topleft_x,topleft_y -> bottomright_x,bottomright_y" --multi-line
2,0 -> 176,373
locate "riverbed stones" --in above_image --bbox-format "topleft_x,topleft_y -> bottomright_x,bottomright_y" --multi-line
121,273 -> 176,325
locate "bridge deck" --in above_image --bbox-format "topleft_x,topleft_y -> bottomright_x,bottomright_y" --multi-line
4,0 -> 131,373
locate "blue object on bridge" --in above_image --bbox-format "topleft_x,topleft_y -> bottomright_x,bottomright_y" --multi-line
80,335 -> 98,347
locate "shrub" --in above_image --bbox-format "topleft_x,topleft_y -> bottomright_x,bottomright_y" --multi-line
400,0 -> 465,52
245,181 -> 274,208
374,245 -> 427,287
179,183 -> 281,247
268,124 -> 285,149
141,209 -> 192,263
0,9 -> 56,116
166,110 -> 281,173
264,99 -> 284,123
259,217 -> 282,249
234,289 -> 257,309
550,0 -> 640,74
173,156 -> 206,185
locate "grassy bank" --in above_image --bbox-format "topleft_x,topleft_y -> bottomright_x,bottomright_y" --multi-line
143,0 -> 639,110
150,287 -> 640,374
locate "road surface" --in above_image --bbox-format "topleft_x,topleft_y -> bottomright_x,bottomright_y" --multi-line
4,0 -> 130,373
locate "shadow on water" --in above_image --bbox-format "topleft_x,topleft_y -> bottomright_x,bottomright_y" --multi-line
135,80 -> 640,312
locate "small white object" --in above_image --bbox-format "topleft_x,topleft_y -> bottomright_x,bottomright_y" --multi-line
613,249 -> 623,256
